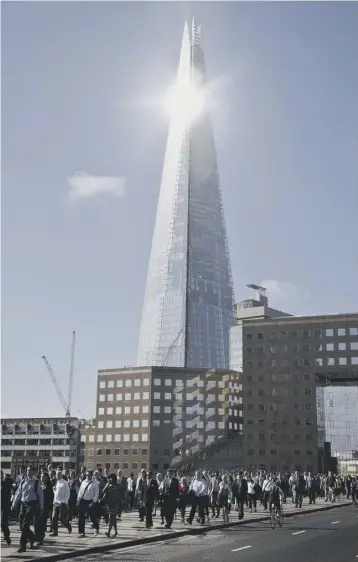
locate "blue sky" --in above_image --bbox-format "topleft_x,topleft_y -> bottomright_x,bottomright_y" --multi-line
2,2 -> 358,419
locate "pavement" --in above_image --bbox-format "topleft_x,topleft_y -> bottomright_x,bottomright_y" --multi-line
1,498 -> 354,562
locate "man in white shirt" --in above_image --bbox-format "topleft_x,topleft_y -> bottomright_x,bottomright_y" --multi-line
50,471 -> 71,536
77,470 -> 99,537
187,471 -> 206,525
262,475 -> 273,511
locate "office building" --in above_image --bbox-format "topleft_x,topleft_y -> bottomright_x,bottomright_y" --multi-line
84,366 -> 243,474
137,19 -> 235,369
230,285 -> 358,473
0,417 -> 82,476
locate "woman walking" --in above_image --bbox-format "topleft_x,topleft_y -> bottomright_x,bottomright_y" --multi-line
178,477 -> 189,522
102,474 -> 121,538
218,475 -> 232,524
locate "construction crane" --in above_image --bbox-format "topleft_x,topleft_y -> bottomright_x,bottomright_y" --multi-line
41,330 -> 76,418
162,329 -> 183,367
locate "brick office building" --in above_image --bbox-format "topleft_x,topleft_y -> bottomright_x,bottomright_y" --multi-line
84,366 -> 243,474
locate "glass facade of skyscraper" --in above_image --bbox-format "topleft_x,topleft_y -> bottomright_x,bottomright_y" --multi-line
137,20 -> 235,369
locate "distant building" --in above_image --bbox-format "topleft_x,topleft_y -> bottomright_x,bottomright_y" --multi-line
84,366 -> 243,475
230,285 -> 358,473
1,417 -> 82,476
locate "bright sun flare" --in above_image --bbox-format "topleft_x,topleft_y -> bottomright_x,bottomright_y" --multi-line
164,81 -> 205,127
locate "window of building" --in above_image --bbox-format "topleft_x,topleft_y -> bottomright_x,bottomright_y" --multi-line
116,380 -> 123,388
326,328 -> 334,337
100,381 -> 106,389
259,433 -> 265,441
143,379 -> 149,386
165,393 -> 171,400
116,394 -> 122,401
114,434 -> 121,442
328,358 -> 335,366
165,379 -> 172,387
125,407 -> 131,414
164,406 -> 171,414
125,379 -> 132,388
142,434 -> 148,442
115,420 -> 122,429
125,393 -> 131,401
316,358 -> 323,366
303,359 -> 310,366
326,343 -> 334,351
99,394 -> 105,402
257,346 -> 264,354
352,357 -> 358,365
350,341 -> 358,350
124,420 -> 130,428
134,379 -> 141,387
257,332 -> 264,340
97,421 -> 104,429
338,328 -> 346,336
143,392 -> 149,400
97,435 -> 103,442
108,381 -> 114,388
132,406 -> 139,414
106,421 -> 113,429
108,394 -> 114,401
154,392 -> 161,400
302,330 -> 310,338
105,434 -> 112,442
105,448 -> 111,455
96,448 -> 103,455
305,388 -> 312,396
153,420 -> 160,427
153,406 -> 160,414
88,435 -> 95,442
154,379 -> 161,386
246,333 -> 253,340
246,419 -> 254,426
115,407 -> 122,415
270,449 -> 277,455
350,327 -> 358,336
338,342 -> 346,351
132,434 -> 139,441
247,347 -> 253,354
141,420 -> 148,428
294,450 -> 301,456
339,357 -> 347,365
88,448 -> 94,456
98,408 -> 104,415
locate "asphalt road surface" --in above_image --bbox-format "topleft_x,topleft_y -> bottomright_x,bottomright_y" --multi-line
67,505 -> 358,562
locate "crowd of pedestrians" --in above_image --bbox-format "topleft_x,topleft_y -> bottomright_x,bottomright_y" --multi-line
1,464 -> 357,553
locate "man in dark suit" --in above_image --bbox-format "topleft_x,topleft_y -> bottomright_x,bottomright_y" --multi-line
163,469 -> 179,529
1,471 -> 13,545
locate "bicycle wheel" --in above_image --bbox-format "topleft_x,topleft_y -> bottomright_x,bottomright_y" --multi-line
278,509 -> 284,528
270,507 -> 277,530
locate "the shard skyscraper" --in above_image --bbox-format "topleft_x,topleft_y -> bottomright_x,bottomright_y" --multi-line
137,19 -> 235,369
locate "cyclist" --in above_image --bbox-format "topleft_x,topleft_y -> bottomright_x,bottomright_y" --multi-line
269,478 -> 284,514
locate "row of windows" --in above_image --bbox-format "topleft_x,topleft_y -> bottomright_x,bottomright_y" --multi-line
99,378 -> 234,390
245,403 -> 313,412
99,379 -> 150,389
251,433 -> 314,442
246,327 -> 358,340
98,393 -> 230,404
153,419 -> 227,430
247,449 -> 314,456
88,434 -> 148,443
95,419 -> 149,430
245,373 -> 312,382
88,448 -> 148,456
247,342 -> 358,354
99,392 -> 150,402
87,462 -> 148,471
246,356 -> 358,369
246,418 -> 314,427
246,388 -> 312,397
98,406 -> 149,416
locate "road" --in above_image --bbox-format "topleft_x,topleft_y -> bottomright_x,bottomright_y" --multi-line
66,505 -> 358,562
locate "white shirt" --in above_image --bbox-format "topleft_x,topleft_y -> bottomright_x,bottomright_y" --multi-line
263,479 -> 273,492
127,477 -> 133,492
54,479 -> 70,505
190,478 -> 206,497
77,479 -> 99,502
248,482 -> 255,495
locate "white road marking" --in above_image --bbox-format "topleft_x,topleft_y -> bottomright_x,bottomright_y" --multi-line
232,545 -> 252,552
331,521 -> 340,525
292,530 -> 306,535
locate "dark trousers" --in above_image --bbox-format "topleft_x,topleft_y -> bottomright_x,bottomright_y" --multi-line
248,494 -> 256,510
78,499 -> 98,535
263,491 -> 270,510
188,495 -> 205,523
211,491 -> 220,517
20,502 -> 39,549
163,497 -> 176,528
145,501 -> 154,527
236,498 -> 244,519
1,505 -> 11,542
52,503 -> 70,532
308,488 -> 316,504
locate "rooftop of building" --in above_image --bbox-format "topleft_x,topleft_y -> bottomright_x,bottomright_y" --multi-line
98,366 -> 242,375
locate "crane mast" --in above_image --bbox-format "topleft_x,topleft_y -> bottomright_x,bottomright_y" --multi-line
67,331 -> 76,418
162,329 -> 183,367
41,355 -> 68,416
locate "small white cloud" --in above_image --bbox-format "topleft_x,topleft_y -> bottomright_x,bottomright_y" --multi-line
68,171 -> 126,202
261,279 -> 311,315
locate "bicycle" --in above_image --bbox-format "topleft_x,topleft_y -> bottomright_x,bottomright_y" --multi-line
270,503 -> 284,530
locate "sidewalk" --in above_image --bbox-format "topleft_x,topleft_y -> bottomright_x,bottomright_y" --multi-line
2,498 -> 352,562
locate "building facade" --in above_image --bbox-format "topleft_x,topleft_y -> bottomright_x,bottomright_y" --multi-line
0,417 -> 82,476
84,366 -> 243,475
230,288 -> 358,473
137,19 -> 235,370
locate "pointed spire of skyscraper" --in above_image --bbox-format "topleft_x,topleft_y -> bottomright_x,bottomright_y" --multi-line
137,21 -> 234,369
